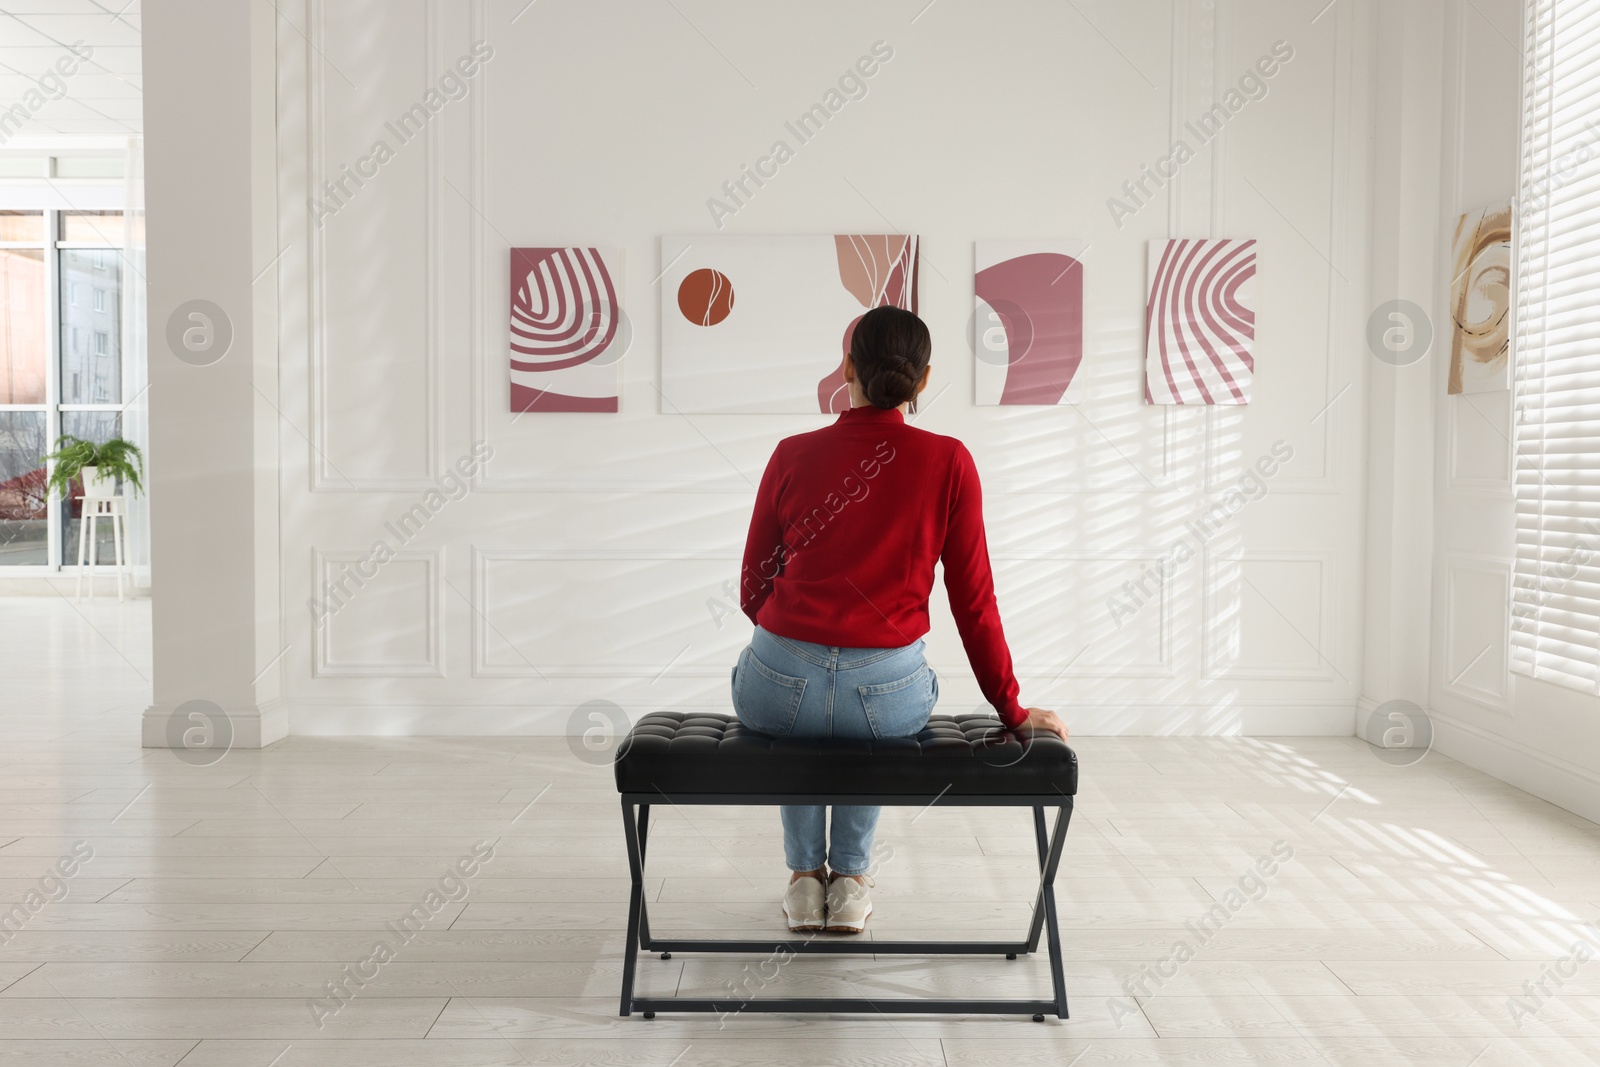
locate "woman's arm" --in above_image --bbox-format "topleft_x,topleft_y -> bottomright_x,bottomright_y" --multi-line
941,443 -> 1032,730
739,446 -> 787,624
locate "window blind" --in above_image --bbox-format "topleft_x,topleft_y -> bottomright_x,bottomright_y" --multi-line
1512,0 -> 1600,692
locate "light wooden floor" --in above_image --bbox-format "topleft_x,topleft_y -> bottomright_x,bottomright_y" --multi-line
6,600 -> 1600,1063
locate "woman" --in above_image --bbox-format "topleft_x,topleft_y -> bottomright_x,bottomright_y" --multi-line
732,305 -> 1069,934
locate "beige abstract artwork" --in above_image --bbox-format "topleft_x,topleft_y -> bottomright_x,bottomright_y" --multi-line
1448,200 -> 1513,394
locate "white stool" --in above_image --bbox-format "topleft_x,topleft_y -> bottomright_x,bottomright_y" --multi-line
75,494 -> 128,602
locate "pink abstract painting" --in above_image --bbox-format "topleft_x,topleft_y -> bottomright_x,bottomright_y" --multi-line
1144,238 -> 1258,405
817,235 -> 920,414
509,247 -> 623,413
974,241 -> 1085,406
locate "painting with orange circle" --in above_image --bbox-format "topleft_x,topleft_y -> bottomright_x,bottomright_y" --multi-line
659,235 -> 918,414
677,268 -> 734,326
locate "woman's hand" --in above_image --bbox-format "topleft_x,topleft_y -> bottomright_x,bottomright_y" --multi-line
1021,707 -> 1069,741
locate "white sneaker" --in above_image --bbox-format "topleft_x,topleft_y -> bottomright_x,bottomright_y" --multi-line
783,875 -> 825,932
824,874 -> 875,933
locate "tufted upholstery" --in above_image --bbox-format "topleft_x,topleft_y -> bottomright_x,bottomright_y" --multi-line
613,711 -> 1076,797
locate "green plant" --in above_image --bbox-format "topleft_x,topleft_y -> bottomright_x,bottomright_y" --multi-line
41,435 -> 145,498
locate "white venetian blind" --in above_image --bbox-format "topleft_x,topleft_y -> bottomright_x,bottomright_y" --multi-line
1513,0 -> 1600,691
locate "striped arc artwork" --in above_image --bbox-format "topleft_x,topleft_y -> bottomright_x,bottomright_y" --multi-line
1144,238 -> 1258,406
509,246 -> 623,413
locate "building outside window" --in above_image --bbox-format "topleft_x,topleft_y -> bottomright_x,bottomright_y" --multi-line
0,209 -> 128,568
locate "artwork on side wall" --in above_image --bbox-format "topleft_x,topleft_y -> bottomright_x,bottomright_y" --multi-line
1448,200 -> 1513,394
508,247 -> 624,413
1144,238 -> 1258,405
974,241 -> 1086,406
659,234 -> 918,414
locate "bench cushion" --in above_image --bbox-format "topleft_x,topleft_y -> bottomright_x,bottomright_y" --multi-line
613,712 -> 1077,798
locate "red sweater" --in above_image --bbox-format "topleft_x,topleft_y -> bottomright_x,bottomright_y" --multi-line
740,405 -> 1026,729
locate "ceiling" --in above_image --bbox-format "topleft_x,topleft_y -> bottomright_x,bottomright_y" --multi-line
0,1 -> 141,143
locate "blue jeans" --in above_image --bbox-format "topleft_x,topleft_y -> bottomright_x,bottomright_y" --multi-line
731,626 -> 938,875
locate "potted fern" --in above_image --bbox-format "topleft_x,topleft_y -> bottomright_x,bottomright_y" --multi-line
42,435 -> 145,499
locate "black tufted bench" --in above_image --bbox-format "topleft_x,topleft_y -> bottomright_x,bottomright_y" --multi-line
613,711 -> 1077,1020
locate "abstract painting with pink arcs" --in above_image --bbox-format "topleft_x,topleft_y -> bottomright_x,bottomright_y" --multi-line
508,246 -> 624,413
1144,238 -> 1258,405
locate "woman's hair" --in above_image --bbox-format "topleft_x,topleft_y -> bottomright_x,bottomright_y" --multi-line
850,306 -> 932,410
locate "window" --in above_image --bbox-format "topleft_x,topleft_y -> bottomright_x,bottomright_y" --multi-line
0,412 -> 46,564
60,251 -> 120,404
0,211 -> 43,242
0,247 -> 44,404
1512,0 -> 1600,691
0,212 -> 45,563
60,211 -> 121,244
0,209 -> 125,568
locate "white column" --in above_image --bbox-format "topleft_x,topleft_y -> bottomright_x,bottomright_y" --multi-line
1358,0 -> 1445,730
141,0 -> 284,749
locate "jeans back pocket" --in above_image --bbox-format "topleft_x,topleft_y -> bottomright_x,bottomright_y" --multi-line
857,664 -> 937,740
732,646 -> 808,737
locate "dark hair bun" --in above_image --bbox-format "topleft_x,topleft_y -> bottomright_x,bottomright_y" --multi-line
862,361 -> 920,409
850,306 -> 932,410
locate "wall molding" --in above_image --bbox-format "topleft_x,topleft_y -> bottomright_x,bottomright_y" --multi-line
1444,391 -> 1515,495
1440,551 -> 1512,712
470,546 -> 741,678
1202,547 -> 1339,681
312,547 -> 444,677
301,0 -> 442,492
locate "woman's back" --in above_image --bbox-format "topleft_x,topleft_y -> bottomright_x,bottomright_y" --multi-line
741,402 -> 1023,728
742,405 -> 955,644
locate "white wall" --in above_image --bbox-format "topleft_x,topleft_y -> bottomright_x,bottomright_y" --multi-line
1418,0 -> 1600,823
262,0 -> 1376,736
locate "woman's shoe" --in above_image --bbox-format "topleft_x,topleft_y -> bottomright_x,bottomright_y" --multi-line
824,874 -> 874,933
783,874 -> 826,932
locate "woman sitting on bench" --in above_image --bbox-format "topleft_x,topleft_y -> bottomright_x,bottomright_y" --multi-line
732,305 -> 1069,934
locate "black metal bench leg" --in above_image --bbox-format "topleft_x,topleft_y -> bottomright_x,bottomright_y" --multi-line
1024,805 -> 1050,953
1041,803 -> 1072,1018
1043,880 -> 1067,1018
637,804 -> 653,949
618,800 -> 645,1016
